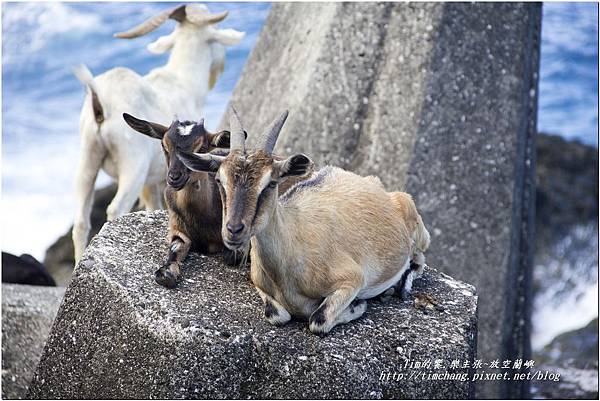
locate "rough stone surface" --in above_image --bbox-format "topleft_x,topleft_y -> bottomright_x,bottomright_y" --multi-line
2,284 -> 65,399
222,3 -> 540,397
29,211 -> 478,399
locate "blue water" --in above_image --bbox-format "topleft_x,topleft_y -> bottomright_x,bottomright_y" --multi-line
1,2 -> 598,259
1,2 -> 270,258
539,3 -> 598,145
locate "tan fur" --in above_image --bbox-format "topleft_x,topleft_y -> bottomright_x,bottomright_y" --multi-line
252,169 -> 410,306
218,159 -> 430,333
389,192 -> 430,264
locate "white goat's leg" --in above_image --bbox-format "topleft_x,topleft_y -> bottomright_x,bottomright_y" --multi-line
73,139 -> 105,262
106,161 -> 149,221
140,183 -> 164,211
309,268 -> 364,334
255,287 -> 291,326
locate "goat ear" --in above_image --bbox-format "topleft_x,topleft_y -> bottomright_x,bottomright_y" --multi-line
177,151 -> 224,173
212,28 -> 245,46
147,33 -> 176,54
209,130 -> 231,148
123,113 -> 168,139
208,130 -> 247,148
277,154 -> 313,179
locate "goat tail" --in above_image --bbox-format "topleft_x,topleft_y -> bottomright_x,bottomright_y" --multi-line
389,191 -> 430,254
413,213 -> 430,254
73,64 -> 104,125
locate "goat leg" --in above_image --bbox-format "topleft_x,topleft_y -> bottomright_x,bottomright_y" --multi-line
155,233 -> 191,288
255,287 -> 291,326
73,135 -> 105,262
395,259 -> 426,301
308,274 -> 364,335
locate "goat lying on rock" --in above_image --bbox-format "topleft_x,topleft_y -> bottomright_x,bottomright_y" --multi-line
123,112 -> 311,288
72,4 -> 244,262
177,107 -> 430,334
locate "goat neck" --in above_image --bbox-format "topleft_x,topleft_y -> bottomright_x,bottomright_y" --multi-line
250,200 -> 297,277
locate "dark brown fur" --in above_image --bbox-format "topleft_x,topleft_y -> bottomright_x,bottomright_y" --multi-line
165,173 -> 224,254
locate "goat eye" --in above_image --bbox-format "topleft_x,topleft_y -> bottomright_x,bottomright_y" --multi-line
268,181 -> 277,189
215,177 -> 221,184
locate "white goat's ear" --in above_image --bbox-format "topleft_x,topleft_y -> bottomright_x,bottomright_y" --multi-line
212,29 -> 245,46
147,33 -> 176,54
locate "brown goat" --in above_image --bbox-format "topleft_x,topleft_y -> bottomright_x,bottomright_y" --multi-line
177,107 -> 430,334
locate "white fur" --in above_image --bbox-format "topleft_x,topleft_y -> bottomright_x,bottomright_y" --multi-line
357,257 -> 410,299
404,262 -> 425,294
72,7 -> 245,261
178,124 -> 194,136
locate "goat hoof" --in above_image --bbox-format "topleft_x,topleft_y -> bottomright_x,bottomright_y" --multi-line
264,301 -> 291,326
308,323 -> 331,336
155,268 -> 177,288
308,304 -> 331,335
349,298 -> 367,312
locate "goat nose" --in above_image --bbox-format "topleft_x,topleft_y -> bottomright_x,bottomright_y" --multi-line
226,222 -> 245,235
169,171 -> 182,180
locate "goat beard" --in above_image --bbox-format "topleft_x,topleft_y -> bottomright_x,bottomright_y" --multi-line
238,243 -> 251,267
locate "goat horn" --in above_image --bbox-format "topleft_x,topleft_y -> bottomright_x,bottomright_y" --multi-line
228,106 -> 246,153
185,7 -> 229,25
114,5 -> 186,39
177,151 -> 225,173
256,111 -> 289,154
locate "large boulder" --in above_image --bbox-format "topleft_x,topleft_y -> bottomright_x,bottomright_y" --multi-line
2,284 -> 65,399
29,211 -> 478,399
2,252 -> 55,286
43,184 -> 118,286
222,3 -> 540,397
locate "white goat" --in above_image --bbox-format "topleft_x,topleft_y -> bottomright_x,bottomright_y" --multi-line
72,4 -> 244,261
